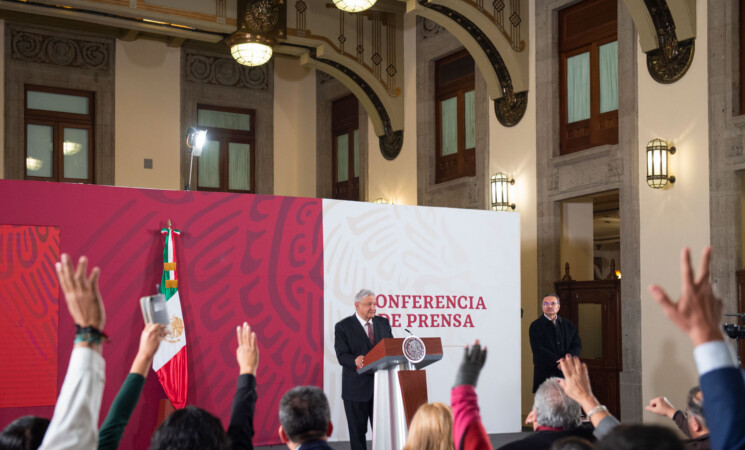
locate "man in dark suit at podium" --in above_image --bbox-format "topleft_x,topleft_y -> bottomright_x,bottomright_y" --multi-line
334,289 -> 393,450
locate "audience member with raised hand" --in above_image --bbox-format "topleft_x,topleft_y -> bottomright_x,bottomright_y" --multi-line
649,246 -> 745,450
98,323 -> 167,450
645,388 -> 710,449
557,354 -> 615,439
278,386 -> 334,449
451,340 -> 492,450
39,254 -> 107,450
403,403 -> 454,450
0,416 -> 50,450
149,406 -> 231,450
227,321 -> 260,450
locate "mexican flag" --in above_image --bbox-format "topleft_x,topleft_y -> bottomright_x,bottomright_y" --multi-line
152,225 -> 188,409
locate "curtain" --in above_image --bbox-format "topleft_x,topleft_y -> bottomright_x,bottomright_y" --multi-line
228,143 -> 251,191
198,109 -> 251,131
337,134 -> 349,182
465,90 -> 476,149
441,97 -> 458,155
26,124 -> 53,178
198,140 -> 220,188
599,41 -> 619,114
567,52 -> 590,123
353,130 -> 359,178
63,128 -> 89,180
27,91 -> 88,114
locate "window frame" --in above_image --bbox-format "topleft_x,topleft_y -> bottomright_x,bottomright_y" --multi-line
24,84 -> 95,183
331,94 -> 360,201
559,0 -> 618,155
435,49 -> 476,184
194,104 -> 256,194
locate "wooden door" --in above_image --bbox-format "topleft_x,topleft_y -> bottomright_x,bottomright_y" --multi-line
555,279 -> 622,417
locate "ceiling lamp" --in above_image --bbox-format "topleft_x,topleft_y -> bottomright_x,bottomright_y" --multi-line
333,0 -> 377,12
227,0 -> 285,67
63,141 -> 81,156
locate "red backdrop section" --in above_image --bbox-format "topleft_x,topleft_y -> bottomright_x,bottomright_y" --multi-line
0,225 -> 59,408
0,180 -> 324,448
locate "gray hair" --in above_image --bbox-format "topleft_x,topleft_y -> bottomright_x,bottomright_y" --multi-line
533,378 -> 581,430
278,386 -> 330,443
354,289 -> 375,304
686,386 -> 706,428
542,294 -> 560,304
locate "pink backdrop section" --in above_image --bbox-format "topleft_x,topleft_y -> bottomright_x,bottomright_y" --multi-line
0,180 -> 324,448
0,225 -> 59,408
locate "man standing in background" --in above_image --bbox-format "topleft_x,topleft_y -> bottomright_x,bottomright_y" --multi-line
529,294 -> 582,392
334,289 -> 393,450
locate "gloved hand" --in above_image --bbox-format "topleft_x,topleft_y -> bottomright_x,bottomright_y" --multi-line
454,340 -> 487,387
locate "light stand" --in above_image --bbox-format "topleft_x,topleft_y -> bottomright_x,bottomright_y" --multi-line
184,127 -> 207,191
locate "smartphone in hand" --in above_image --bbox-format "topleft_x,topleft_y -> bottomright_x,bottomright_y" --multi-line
140,294 -> 169,325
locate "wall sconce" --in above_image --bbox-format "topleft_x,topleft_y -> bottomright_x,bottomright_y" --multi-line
646,138 -> 676,189
490,172 -> 515,211
333,0 -> 377,12
185,127 -> 207,191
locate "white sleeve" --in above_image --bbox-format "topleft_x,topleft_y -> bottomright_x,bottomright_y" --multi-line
39,347 -> 106,450
693,340 -> 738,375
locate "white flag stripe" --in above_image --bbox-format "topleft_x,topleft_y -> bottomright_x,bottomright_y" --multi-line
152,291 -> 187,372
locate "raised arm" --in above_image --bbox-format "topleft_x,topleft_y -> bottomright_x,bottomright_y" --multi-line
451,340 -> 492,450
228,322 -> 259,450
98,324 -> 166,450
40,254 -> 106,450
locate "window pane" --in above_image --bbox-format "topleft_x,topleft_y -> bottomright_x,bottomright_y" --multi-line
567,52 -> 590,123
337,134 -> 349,182
27,91 -> 88,114
63,128 -> 89,180
198,140 -> 220,188
228,143 -> 251,191
353,130 -> 359,178
198,109 -> 251,131
465,90 -> 475,149
441,97 -> 458,156
599,41 -> 619,113
26,124 -> 53,178
578,303 -> 603,359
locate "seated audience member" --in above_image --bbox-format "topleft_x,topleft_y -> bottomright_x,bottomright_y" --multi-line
498,378 -> 593,450
549,436 -> 594,450
149,406 -> 231,450
278,386 -> 334,449
645,387 -> 709,449
98,323 -> 167,450
38,254 -> 107,450
402,403 -> 454,450
0,416 -> 50,450
149,321 -> 259,450
451,340 -> 492,450
648,247 -> 745,450
595,424 -> 684,450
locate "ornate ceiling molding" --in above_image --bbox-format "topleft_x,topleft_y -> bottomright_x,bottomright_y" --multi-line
411,0 -> 528,126
184,51 -> 270,90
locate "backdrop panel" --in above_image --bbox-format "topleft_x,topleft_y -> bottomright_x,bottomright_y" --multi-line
322,200 -> 521,441
0,180 -> 324,448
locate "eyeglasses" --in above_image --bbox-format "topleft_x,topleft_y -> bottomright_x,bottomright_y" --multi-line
543,302 -> 558,307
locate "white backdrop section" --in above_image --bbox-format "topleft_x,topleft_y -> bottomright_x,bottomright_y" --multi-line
322,199 -> 521,442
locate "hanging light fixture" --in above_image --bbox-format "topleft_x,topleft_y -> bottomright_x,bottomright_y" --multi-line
490,172 -> 515,211
63,141 -> 82,156
227,0 -> 285,67
646,138 -> 676,189
333,0 -> 377,12
26,157 -> 43,171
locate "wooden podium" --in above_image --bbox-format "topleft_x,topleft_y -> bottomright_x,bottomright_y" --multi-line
358,337 -> 443,450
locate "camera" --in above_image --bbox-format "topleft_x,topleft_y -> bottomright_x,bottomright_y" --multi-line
723,323 -> 745,339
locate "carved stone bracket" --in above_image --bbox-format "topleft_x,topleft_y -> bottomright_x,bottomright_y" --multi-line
421,18 -> 445,40
310,50 -> 403,160
185,52 -> 269,90
418,0 -> 527,127
10,29 -> 111,72
644,0 -> 694,84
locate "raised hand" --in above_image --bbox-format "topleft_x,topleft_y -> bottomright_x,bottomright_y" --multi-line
236,322 -> 259,375
55,253 -> 105,330
645,396 -> 677,419
649,247 -> 723,346
454,340 -> 487,387
131,324 -> 168,376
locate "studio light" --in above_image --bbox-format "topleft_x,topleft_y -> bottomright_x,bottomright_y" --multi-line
490,172 -> 515,211
185,127 -> 208,191
333,0 -> 377,12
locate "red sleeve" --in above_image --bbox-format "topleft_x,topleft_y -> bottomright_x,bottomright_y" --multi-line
451,385 -> 493,450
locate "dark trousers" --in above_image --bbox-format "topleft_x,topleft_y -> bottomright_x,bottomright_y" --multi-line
344,399 -> 373,450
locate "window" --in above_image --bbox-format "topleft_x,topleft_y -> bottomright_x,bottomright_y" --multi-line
435,50 -> 476,183
25,85 -> 94,183
559,0 -> 618,155
195,105 -> 255,193
332,94 -> 360,201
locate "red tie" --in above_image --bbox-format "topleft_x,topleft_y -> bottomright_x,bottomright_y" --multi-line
366,322 -> 374,345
